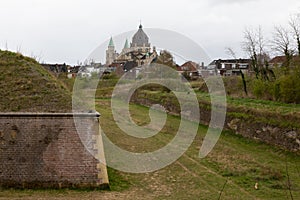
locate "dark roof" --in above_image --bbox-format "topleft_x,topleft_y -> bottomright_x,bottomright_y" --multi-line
178,61 -> 198,72
269,56 -> 288,64
109,62 -> 122,68
209,59 -> 251,66
131,24 -> 150,47
123,61 -> 138,71
269,55 -> 300,65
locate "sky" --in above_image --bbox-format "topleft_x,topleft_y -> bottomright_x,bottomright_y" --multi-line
0,0 -> 300,65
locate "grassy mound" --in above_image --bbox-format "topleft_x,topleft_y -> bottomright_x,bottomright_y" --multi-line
0,50 -> 72,112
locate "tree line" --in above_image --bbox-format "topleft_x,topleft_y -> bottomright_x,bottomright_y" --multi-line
226,12 -> 300,103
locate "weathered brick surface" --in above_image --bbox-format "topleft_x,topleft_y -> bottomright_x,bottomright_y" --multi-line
0,113 -> 109,189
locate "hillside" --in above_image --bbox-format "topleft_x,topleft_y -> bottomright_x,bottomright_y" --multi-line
0,50 -> 72,112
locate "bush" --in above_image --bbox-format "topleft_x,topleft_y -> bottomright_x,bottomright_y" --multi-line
251,79 -> 274,100
278,73 -> 300,103
244,65 -> 300,103
101,72 -> 118,80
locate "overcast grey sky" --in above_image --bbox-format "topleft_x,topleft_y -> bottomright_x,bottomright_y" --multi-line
0,0 -> 299,65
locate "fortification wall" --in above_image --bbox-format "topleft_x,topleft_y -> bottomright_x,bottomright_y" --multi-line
0,113 -> 109,189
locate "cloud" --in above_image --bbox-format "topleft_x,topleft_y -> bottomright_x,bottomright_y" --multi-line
1,0 -> 299,64
208,0 -> 260,6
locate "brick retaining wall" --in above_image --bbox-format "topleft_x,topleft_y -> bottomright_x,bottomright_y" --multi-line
0,113 -> 109,189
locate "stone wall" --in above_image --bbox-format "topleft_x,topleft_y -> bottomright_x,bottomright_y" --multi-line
0,113 -> 109,189
201,106 -> 300,153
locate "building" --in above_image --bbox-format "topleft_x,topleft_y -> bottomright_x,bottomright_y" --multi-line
105,24 -> 158,77
269,55 -> 300,67
41,63 -> 69,74
106,37 -> 118,66
177,61 -> 200,80
77,63 -> 103,78
209,59 -> 252,76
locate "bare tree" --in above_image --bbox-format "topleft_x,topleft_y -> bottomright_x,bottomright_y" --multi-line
225,47 -> 237,59
243,27 -> 257,75
289,13 -> 300,56
225,47 -> 248,95
272,25 -> 294,67
242,26 -> 271,79
243,28 -> 258,67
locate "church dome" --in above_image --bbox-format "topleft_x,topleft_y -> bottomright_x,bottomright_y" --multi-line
131,24 -> 150,47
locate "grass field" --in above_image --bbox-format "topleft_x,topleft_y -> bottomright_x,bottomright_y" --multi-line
97,99 -> 300,199
1,72 -> 299,199
2,98 -> 299,199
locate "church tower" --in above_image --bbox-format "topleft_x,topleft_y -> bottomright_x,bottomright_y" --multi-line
106,37 -> 117,66
104,24 -> 157,70
121,38 -> 130,54
130,24 -> 151,53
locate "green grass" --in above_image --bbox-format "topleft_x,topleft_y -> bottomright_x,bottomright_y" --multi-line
93,98 -> 300,199
78,78 -> 299,198
0,74 -> 299,199
107,167 -> 131,191
227,96 -> 300,114
1,56 -> 298,199
123,88 -> 299,128
194,90 -> 300,128
0,50 -> 72,112
195,90 -> 300,114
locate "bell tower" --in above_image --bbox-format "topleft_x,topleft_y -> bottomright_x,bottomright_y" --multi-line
106,37 -> 117,66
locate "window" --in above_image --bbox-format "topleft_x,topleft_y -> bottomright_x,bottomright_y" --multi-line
239,64 -> 248,69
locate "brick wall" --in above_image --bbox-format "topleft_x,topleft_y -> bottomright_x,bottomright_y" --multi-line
0,113 -> 109,189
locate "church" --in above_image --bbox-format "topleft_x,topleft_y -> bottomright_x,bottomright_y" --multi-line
105,24 -> 158,76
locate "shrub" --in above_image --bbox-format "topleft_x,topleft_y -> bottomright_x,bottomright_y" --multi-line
278,73 -> 300,103
251,79 -> 274,100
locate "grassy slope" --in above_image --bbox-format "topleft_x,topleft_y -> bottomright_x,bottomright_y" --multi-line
126,86 -> 300,128
97,100 -> 300,200
93,80 -> 300,199
0,50 -> 72,112
2,99 -> 299,199
0,77 -> 299,199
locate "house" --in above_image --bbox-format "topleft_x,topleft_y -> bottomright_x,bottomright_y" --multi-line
269,55 -> 300,67
41,63 -> 69,74
177,61 -> 200,80
199,63 -> 217,77
209,59 -> 252,76
67,65 -> 81,78
269,56 -> 287,67
77,63 -> 103,78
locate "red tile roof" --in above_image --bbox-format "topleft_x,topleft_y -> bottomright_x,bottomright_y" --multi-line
178,61 -> 198,72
